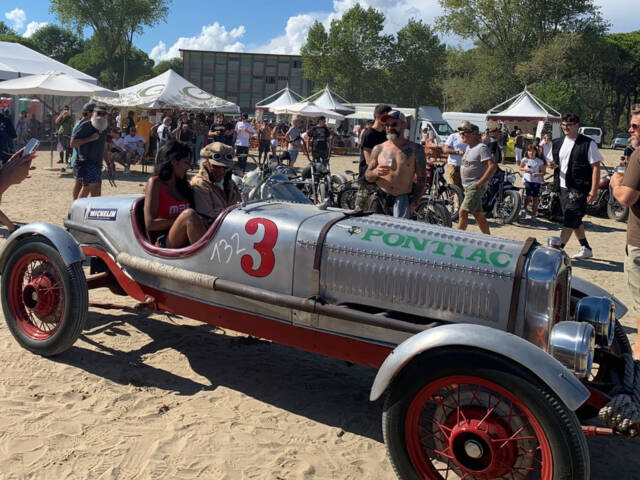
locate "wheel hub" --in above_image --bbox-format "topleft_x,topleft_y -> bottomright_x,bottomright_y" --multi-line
22,274 -> 59,319
447,407 -> 516,478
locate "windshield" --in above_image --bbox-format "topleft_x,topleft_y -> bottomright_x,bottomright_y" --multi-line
432,122 -> 454,136
582,128 -> 601,136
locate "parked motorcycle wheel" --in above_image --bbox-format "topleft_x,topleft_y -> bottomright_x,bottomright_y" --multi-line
607,199 -> 629,222
492,189 -> 521,224
414,200 -> 452,228
439,184 -> 463,222
338,185 -> 358,210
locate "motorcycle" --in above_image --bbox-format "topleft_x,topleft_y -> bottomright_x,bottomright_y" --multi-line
240,157 -> 311,204
300,161 -> 347,206
482,167 -> 521,224
586,165 -> 629,222
425,162 -> 464,222
537,176 -> 563,222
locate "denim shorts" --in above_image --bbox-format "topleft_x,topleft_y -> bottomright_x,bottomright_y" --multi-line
524,181 -> 542,198
76,162 -> 101,186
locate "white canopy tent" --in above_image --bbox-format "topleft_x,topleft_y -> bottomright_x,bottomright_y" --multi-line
302,85 -> 354,115
487,88 -> 562,138
255,85 -> 302,111
93,69 -> 239,112
0,72 -> 117,97
0,41 -> 96,83
273,101 -> 344,120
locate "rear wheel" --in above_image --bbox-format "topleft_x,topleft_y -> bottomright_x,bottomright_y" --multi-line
383,348 -> 589,480
1,236 -> 88,356
493,189 -> 521,224
414,200 -> 452,227
338,185 -> 358,210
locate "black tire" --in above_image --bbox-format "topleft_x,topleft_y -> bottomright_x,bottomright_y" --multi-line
607,198 -> 629,222
338,186 -> 358,210
493,189 -> 521,224
438,184 -> 463,222
414,200 -> 452,228
383,348 -> 590,480
1,236 -> 88,356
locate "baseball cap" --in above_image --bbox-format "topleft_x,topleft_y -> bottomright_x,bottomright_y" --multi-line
458,121 -> 479,134
381,110 -> 406,123
82,101 -> 96,112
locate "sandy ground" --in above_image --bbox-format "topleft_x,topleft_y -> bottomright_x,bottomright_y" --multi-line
0,148 -> 637,479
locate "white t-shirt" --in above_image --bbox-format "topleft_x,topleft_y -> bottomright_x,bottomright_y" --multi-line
546,136 -> 603,188
521,157 -> 545,184
235,121 -> 256,147
157,124 -> 171,145
445,132 -> 467,167
122,134 -> 145,150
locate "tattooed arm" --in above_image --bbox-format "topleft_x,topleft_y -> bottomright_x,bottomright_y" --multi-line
365,144 -> 389,183
411,145 -> 427,208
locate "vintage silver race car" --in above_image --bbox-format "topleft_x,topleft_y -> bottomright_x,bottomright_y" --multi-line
0,194 -> 635,480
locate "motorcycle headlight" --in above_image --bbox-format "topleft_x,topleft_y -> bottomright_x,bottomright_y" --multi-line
575,297 -> 615,348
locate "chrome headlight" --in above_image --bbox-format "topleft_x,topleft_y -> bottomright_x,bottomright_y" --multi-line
548,321 -> 594,378
575,297 -> 615,347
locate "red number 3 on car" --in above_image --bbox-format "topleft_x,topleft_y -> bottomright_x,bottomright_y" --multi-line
241,218 -> 278,277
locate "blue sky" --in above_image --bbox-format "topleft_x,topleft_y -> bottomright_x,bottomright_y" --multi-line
4,0 -> 637,63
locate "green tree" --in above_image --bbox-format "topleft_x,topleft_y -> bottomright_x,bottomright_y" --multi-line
0,21 -> 15,35
152,57 -> 183,76
300,22 -> 332,88
30,25 -> 84,63
390,19 -> 446,107
50,0 -> 170,88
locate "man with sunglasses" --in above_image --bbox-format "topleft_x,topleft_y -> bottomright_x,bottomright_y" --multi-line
611,106 -> 640,359
191,142 -> 240,220
70,102 -> 110,198
364,110 -> 426,218
546,113 -> 602,259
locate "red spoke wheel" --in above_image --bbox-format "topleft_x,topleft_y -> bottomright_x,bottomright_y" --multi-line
2,236 -> 87,356
382,348 -> 589,480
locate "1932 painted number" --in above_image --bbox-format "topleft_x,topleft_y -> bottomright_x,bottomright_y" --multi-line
241,218 -> 278,277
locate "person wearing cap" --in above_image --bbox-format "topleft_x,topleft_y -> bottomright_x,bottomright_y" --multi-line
234,112 -> 256,172
70,102 -> 110,198
285,117 -> 303,166
457,122 -> 497,234
191,142 -> 241,220
308,116 -> 332,165
484,122 -> 503,165
443,122 -> 469,190
55,105 -> 74,165
364,110 -> 427,218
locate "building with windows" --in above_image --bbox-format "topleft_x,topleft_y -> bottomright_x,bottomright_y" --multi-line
180,49 -> 314,113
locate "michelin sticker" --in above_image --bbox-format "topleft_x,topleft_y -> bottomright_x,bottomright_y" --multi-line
87,208 -> 118,221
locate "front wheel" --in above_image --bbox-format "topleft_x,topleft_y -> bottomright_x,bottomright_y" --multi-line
338,185 -> 358,210
493,189 -> 521,224
607,198 -> 629,222
438,184 -> 463,222
413,200 -> 452,228
1,236 -> 88,356
383,348 -> 589,480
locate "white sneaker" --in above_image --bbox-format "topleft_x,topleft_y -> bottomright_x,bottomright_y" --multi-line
572,247 -> 593,260
123,167 -> 131,174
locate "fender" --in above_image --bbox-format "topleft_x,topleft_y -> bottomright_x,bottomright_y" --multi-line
572,275 -> 627,319
0,223 -> 85,271
370,323 -> 590,411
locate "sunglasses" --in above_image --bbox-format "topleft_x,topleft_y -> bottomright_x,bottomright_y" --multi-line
211,153 -> 234,161
386,121 -> 401,128
630,123 -> 640,130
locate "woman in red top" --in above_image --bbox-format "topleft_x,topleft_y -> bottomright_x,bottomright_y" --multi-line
144,140 -> 207,248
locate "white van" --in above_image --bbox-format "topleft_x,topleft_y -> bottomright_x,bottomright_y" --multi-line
578,127 -> 603,147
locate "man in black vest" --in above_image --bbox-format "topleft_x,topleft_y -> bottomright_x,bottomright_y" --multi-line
546,113 -> 602,259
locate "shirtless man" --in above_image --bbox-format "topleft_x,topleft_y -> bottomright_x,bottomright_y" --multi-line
364,110 -> 426,218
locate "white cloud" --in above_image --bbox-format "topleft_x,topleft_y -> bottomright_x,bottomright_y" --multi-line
256,14 -> 319,55
4,7 -> 26,30
149,22 -> 246,63
23,21 -> 48,37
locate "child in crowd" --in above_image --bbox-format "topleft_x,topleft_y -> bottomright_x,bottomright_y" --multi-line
519,144 -> 546,221
136,140 -> 146,162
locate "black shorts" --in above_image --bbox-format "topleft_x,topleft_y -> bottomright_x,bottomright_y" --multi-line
560,188 -> 587,229
524,181 -> 542,198
258,140 -> 270,153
